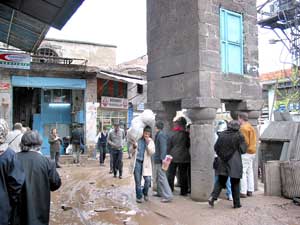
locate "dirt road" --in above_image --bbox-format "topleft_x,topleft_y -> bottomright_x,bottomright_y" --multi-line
50,158 -> 300,225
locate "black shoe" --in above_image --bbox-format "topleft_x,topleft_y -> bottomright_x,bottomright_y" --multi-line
113,174 -> 117,178
247,191 -> 253,197
119,176 -> 122,179
208,196 -> 215,207
109,170 -> 113,174
233,204 -> 242,209
152,193 -> 161,197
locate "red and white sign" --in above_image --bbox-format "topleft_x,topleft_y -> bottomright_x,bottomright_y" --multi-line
101,96 -> 128,109
0,52 -> 31,70
0,82 -> 10,90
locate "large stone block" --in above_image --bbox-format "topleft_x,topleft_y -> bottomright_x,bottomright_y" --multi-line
147,72 -> 200,102
182,97 -> 220,109
260,121 -> 299,142
264,161 -> 282,196
147,50 -> 199,81
225,100 -> 265,111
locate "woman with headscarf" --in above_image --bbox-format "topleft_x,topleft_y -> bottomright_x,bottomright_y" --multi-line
0,118 -> 25,225
16,130 -> 61,225
167,117 -> 190,196
208,120 -> 247,209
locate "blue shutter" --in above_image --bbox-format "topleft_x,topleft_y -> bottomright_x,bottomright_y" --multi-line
220,8 -> 243,74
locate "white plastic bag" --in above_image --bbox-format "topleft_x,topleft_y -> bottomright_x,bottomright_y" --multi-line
66,144 -> 73,154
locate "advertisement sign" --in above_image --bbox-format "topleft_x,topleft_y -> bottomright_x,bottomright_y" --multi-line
137,102 -> 145,111
0,52 -> 31,70
86,102 -> 99,143
0,82 -> 10,90
102,118 -> 111,126
101,96 -> 128,109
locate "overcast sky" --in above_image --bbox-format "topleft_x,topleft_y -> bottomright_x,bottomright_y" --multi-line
47,0 -> 290,73
46,0 -> 146,64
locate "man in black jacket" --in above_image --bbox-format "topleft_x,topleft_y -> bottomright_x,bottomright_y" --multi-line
71,125 -> 84,164
0,118 -> 25,225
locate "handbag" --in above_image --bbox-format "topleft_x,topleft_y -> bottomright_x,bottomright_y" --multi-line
213,157 -> 219,170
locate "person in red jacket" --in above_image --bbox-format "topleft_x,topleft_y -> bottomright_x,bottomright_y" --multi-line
238,112 -> 257,198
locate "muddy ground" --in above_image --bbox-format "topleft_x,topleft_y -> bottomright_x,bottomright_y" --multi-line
50,157 -> 300,225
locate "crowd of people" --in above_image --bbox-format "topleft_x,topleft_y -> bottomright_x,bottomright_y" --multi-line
0,110 -> 257,224
95,111 -> 257,208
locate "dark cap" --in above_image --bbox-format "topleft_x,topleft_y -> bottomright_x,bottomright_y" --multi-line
155,121 -> 164,130
143,125 -> 152,133
175,117 -> 187,127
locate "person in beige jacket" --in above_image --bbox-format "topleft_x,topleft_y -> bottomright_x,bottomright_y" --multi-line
131,126 -> 155,203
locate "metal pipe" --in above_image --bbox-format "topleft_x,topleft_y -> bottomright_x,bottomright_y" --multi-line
6,9 -> 15,48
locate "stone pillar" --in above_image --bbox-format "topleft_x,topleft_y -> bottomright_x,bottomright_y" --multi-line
186,108 -> 217,201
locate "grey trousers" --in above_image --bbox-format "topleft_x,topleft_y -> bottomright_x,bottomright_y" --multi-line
154,163 -> 173,200
72,144 -> 81,163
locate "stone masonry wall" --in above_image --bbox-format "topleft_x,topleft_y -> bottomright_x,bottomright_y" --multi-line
147,0 -> 261,106
41,39 -> 117,67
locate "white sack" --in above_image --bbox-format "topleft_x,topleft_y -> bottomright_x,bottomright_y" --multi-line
140,109 -> 155,126
127,117 -> 145,142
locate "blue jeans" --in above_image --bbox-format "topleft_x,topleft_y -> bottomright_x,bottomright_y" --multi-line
214,175 -> 232,197
134,160 -> 151,199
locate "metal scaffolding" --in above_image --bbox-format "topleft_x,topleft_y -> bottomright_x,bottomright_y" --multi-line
258,0 -> 300,66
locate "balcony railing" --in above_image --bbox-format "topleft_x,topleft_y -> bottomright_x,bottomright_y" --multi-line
31,55 -> 88,66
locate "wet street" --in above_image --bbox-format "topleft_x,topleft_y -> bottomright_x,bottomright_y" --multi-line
50,157 -> 300,225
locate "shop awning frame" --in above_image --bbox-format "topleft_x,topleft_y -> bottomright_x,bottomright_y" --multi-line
98,70 -> 147,85
0,0 -> 84,52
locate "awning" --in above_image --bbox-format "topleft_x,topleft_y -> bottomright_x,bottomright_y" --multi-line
2,0 -> 84,30
0,0 -> 84,52
98,70 -> 147,85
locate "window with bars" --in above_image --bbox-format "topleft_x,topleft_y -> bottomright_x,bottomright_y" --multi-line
34,48 -> 59,63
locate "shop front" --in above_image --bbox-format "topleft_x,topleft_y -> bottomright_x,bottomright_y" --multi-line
12,75 -> 86,155
97,78 -> 128,131
98,96 -> 128,130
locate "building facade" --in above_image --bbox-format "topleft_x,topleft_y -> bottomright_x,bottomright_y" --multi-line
147,0 -> 263,201
0,39 -> 124,156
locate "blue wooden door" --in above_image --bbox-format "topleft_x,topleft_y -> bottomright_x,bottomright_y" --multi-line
40,90 -> 71,155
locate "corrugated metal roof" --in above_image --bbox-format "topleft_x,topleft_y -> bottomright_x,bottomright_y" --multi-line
0,3 -> 49,52
0,0 -> 84,52
2,0 -> 84,30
